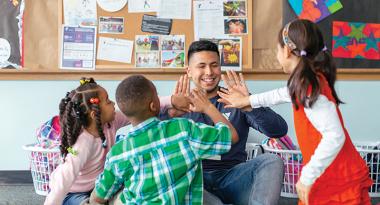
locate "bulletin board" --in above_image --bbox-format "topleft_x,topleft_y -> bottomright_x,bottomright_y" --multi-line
1,0 -> 379,80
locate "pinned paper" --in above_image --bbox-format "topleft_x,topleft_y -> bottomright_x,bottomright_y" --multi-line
97,0 -> 127,12
0,38 -> 11,65
97,37 -> 133,63
64,0 -> 97,26
128,0 -> 158,13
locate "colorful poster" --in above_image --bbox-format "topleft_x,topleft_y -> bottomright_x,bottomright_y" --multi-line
288,0 -> 343,23
332,21 -> 380,60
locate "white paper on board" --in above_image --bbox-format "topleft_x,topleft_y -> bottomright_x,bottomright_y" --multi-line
97,0 -> 128,12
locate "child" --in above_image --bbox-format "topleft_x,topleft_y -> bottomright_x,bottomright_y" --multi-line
44,78 -> 180,205
218,19 -> 373,205
89,75 -> 238,204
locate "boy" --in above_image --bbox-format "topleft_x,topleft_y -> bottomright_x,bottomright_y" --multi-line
90,75 -> 238,204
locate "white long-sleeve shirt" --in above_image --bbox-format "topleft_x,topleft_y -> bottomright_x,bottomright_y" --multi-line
249,87 -> 345,186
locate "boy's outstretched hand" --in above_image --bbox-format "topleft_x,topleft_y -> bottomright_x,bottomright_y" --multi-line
189,88 -> 213,113
170,75 -> 192,117
217,70 -> 251,110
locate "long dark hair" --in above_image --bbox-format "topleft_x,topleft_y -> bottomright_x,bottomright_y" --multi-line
58,77 -> 106,160
279,19 -> 343,109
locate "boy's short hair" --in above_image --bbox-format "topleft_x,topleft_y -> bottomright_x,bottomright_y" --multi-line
116,75 -> 155,117
187,40 -> 219,62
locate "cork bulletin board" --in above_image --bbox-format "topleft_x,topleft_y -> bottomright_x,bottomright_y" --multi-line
1,0 -> 379,80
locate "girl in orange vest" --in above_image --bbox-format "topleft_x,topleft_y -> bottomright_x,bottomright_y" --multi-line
217,19 -> 373,205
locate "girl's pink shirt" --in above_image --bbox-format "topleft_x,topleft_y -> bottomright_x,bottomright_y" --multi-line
44,96 -> 172,205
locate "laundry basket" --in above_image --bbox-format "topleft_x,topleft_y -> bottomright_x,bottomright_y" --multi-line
22,144 -> 62,196
257,142 -> 380,198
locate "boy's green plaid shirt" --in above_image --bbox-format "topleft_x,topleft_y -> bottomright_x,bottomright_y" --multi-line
94,117 -> 232,204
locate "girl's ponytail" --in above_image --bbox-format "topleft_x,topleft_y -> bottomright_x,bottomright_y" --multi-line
60,100 -> 85,160
288,54 -> 320,109
314,48 -> 343,105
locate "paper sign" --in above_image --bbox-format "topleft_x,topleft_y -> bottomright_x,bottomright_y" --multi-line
60,25 -> 97,70
97,37 -> 133,63
141,15 -> 172,35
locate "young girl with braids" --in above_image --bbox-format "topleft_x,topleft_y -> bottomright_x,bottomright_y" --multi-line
44,78 -> 178,205
218,19 -> 373,205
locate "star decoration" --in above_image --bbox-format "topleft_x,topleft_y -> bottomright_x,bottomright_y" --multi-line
348,24 -> 367,42
333,28 -> 351,49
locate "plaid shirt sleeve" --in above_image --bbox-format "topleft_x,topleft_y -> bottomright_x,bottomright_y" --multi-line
187,120 -> 232,159
94,152 -> 126,200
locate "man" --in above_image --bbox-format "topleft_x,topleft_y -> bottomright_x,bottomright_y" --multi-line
162,40 -> 288,205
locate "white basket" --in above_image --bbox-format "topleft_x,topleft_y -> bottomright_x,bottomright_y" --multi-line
22,144 -> 62,196
245,142 -> 380,198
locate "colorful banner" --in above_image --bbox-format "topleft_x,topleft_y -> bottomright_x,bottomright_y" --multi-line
288,0 -> 342,23
332,21 -> 380,60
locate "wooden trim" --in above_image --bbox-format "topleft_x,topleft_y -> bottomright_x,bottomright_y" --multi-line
2,68 -> 380,80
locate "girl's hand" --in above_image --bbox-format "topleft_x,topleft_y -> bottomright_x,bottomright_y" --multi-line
296,180 -> 311,205
217,70 -> 251,109
224,70 -> 250,96
189,88 -> 213,113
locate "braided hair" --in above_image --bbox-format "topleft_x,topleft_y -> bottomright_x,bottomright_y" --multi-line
58,77 -> 106,160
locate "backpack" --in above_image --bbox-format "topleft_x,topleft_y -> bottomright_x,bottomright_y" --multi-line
263,135 -> 303,194
36,116 -> 61,148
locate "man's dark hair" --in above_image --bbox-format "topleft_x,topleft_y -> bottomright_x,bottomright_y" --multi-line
187,40 -> 219,62
116,75 -> 155,117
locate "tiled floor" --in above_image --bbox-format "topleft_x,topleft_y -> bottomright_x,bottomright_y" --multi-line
0,171 -> 378,205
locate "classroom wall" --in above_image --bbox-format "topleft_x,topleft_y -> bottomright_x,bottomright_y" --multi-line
0,80 -> 379,170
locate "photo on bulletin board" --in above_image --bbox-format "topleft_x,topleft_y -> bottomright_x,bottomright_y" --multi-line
161,35 -> 185,51
99,16 -> 124,34
161,51 -> 185,68
200,37 -> 242,71
223,0 -> 247,17
224,18 -> 248,35
135,52 -> 160,68
283,0 -> 380,68
135,35 -> 160,51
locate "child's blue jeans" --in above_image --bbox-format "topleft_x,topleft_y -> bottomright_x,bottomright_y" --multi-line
63,190 -> 91,205
203,153 -> 284,205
